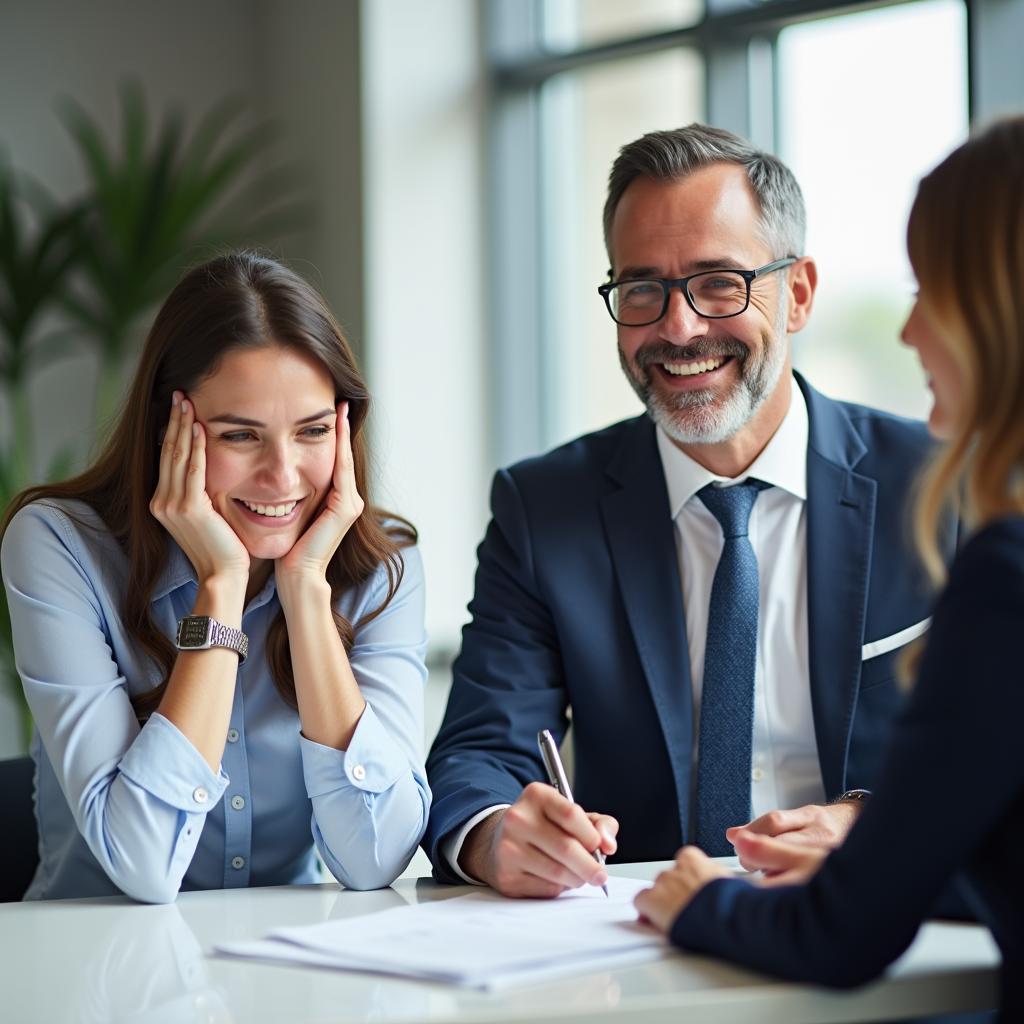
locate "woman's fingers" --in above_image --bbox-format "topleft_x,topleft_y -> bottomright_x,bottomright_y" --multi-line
156,392 -> 194,506
276,401 -> 364,586
153,392 -> 182,510
185,421 -> 206,504
168,398 -> 195,500
333,402 -> 349,487
334,402 -> 361,509
320,400 -> 364,530
148,392 -> 250,585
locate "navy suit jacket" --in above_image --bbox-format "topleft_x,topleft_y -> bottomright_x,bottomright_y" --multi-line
425,375 -> 949,879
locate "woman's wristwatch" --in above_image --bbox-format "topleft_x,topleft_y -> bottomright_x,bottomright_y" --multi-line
175,615 -> 249,663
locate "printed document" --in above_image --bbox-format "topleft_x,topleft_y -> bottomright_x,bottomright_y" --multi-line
215,876 -> 668,990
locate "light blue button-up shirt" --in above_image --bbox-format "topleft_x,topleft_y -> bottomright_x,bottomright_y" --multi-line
2,499 -> 430,903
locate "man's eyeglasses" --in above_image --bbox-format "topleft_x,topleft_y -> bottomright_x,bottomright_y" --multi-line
597,258 -> 797,327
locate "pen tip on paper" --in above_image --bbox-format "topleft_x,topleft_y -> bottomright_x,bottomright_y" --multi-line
602,883 -> 609,897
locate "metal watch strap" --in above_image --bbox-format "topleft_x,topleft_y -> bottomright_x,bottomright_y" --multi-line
175,615 -> 248,663
208,619 -> 249,663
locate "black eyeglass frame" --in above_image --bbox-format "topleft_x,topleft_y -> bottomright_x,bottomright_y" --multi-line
597,257 -> 798,326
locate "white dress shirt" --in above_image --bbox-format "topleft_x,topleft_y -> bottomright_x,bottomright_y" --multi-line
658,377 -> 825,820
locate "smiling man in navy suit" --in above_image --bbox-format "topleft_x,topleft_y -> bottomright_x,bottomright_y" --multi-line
425,124 -> 946,897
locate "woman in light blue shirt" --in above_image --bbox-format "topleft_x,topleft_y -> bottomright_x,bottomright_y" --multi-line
1,252 -> 430,903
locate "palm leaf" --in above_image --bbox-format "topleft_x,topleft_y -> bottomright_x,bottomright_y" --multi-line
61,80 -> 306,371
0,163 -> 85,387
57,96 -> 116,206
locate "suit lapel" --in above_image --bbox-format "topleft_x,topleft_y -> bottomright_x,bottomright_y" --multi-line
600,417 -> 694,838
800,376 -> 877,797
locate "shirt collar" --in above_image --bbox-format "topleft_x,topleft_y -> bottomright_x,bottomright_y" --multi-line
151,541 -> 197,602
149,540 -> 277,610
656,375 -> 809,519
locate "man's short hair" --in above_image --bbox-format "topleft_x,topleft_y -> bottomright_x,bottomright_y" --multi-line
603,123 -> 807,270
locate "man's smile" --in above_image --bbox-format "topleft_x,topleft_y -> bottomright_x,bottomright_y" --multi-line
661,356 -> 734,377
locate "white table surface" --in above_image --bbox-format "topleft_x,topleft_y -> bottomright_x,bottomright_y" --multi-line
1,861 -> 999,1024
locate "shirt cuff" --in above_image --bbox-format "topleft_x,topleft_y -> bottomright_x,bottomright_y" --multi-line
441,804 -> 511,884
300,702 -> 406,797
118,713 -> 229,812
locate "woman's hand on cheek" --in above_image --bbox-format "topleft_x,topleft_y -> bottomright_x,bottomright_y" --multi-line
276,401 -> 364,590
149,392 -> 250,585
633,847 -> 733,934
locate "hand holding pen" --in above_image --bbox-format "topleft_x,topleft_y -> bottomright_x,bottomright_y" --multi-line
459,735 -> 619,899
538,729 -> 610,896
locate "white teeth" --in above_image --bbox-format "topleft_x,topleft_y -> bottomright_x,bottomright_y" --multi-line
241,499 -> 298,518
663,357 -> 726,376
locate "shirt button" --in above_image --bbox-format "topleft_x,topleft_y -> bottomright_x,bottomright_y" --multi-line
193,787 -> 209,804
231,856 -> 245,870
230,795 -> 245,811
751,768 -> 765,783
226,729 -> 240,743
351,764 -> 366,782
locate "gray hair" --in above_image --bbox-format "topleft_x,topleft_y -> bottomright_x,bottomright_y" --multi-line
603,123 -> 806,269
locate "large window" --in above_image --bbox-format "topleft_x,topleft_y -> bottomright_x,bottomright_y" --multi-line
552,0 -> 702,49
487,0 -> 1017,463
779,0 -> 968,419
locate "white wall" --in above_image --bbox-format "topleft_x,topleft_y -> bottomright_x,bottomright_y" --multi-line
252,0 -> 366,349
361,0 -> 490,658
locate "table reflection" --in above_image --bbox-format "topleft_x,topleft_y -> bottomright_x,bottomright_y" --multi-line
72,903 -> 232,1024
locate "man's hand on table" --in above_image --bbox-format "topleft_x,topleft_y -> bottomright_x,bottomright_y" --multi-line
726,799 -> 864,883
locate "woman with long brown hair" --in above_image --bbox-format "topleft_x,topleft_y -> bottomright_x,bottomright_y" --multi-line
1,252 -> 430,902
634,117 -> 1024,1018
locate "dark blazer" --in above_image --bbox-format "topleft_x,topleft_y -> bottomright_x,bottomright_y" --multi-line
425,374 -> 948,879
670,517 -> 1024,1019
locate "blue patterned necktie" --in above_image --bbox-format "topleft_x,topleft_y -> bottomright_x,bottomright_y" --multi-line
693,478 -> 771,855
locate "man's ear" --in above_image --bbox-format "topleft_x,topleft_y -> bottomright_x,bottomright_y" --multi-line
786,257 -> 817,334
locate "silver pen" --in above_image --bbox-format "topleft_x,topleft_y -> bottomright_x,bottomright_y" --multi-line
537,729 -> 609,897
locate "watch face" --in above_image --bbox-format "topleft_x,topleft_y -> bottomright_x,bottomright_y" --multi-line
177,617 -> 211,648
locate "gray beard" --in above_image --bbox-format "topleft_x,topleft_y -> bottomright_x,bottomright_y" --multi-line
619,302 -> 789,445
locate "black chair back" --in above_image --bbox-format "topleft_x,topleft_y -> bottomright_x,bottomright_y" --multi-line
0,756 -> 39,901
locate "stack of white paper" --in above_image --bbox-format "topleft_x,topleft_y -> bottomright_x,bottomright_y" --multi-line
214,876 -> 668,990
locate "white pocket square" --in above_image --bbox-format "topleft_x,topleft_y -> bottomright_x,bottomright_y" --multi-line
861,618 -> 931,661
